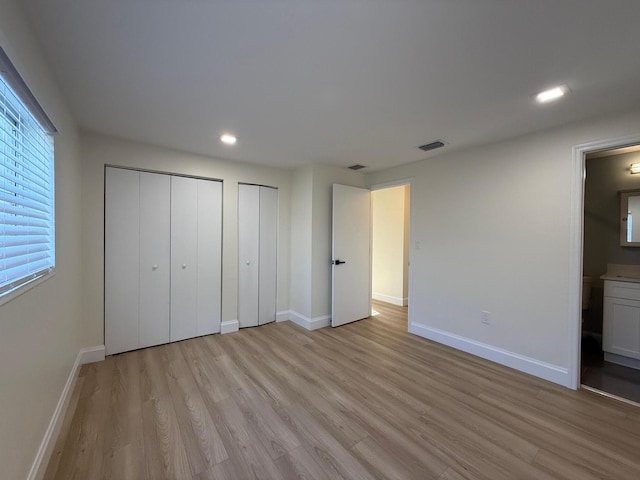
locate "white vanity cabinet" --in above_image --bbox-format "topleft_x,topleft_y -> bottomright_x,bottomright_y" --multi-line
603,280 -> 640,362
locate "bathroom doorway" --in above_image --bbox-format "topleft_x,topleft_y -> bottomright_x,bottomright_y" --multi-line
580,142 -> 640,404
370,182 -> 411,327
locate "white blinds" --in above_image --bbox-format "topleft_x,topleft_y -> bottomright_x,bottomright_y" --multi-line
0,73 -> 55,296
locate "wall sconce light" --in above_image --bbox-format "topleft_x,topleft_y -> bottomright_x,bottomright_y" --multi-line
631,163 -> 640,174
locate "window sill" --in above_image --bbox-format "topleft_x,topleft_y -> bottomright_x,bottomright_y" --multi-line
0,270 -> 56,308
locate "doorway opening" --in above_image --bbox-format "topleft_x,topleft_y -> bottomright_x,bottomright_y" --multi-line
580,143 -> 640,404
371,182 -> 411,327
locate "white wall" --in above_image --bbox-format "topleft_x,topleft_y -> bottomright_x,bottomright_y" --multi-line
289,165 -> 313,318
372,186 -> 408,306
80,132 -> 292,346
0,1 -> 84,478
403,185 -> 410,300
366,109 -> 640,387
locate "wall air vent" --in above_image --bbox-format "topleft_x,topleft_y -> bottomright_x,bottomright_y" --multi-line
348,164 -> 367,170
418,140 -> 445,152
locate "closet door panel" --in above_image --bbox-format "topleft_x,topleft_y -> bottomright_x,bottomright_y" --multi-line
238,184 -> 260,328
197,179 -> 222,335
171,176 -> 198,342
105,167 -> 140,355
139,172 -> 171,348
258,187 -> 277,325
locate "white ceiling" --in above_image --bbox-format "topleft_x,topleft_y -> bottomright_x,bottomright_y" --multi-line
21,0 -> 640,171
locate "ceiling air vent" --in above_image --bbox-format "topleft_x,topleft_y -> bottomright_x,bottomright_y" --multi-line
348,164 -> 367,170
418,140 -> 445,152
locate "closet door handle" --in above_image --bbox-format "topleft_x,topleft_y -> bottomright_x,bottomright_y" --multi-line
152,265 -> 158,271
182,264 -> 187,269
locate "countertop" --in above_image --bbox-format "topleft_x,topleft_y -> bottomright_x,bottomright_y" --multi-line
600,274 -> 640,284
600,264 -> 640,284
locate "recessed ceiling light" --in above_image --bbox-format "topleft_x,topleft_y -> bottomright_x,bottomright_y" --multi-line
535,85 -> 569,104
220,133 -> 237,145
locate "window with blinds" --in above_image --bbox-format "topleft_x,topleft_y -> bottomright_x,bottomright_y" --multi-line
0,48 -> 56,298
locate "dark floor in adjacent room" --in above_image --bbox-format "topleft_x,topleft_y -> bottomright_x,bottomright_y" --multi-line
582,358 -> 640,404
581,334 -> 640,404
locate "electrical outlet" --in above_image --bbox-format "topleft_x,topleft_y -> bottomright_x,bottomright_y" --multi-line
481,310 -> 491,325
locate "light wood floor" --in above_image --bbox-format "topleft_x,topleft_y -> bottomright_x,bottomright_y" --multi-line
45,301 -> 640,479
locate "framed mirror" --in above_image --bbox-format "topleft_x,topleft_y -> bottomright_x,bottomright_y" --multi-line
620,189 -> 640,246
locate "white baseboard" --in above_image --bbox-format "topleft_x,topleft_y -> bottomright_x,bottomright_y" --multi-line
372,292 -> 407,306
605,352 -> 640,370
309,314 -> 331,330
286,310 -> 331,330
221,320 -> 239,334
276,310 -> 289,322
27,345 -> 104,480
79,345 -> 105,364
409,322 -> 570,388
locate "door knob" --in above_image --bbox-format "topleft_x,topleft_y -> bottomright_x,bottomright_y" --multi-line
246,260 -> 251,265
152,265 -> 158,271
182,264 -> 187,269
332,259 -> 346,265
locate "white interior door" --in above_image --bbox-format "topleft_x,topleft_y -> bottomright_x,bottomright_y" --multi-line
171,175 -> 198,342
332,184 -> 371,327
238,184 -> 260,327
139,172 -> 171,349
197,179 -> 223,335
258,186 -> 277,325
105,167 -> 140,355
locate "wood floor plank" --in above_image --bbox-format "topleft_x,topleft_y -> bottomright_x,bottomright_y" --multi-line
158,342 -> 228,475
42,375 -> 85,480
438,467 -> 479,480
531,448 -> 608,480
50,359 -> 114,479
350,436 -> 429,480
180,338 -> 230,403
139,347 -> 192,480
98,352 -> 145,479
211,335 -> 302,460
273,445 -> 330,480
276,403 -> 377,480
478,391 -> 640,478
195,397 -> 269,480
46,300 -> 640,479
237,328 -> 370,449
212,396 -> 284,479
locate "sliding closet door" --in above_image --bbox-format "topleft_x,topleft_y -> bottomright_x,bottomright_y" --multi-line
196,179 -> 222,335
238,184 -> 260,328
138,172 -> 171,348
259,186 -> 277,325
171,176 -> 198,342
105,167 -> 140,355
